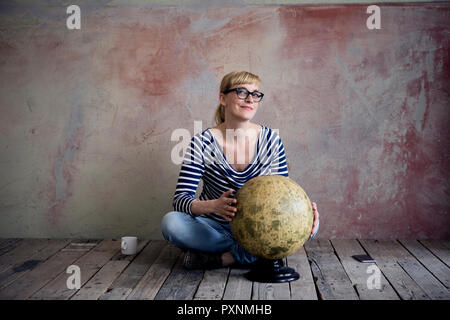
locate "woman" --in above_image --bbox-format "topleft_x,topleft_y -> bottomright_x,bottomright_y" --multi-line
161,71 -> 320,270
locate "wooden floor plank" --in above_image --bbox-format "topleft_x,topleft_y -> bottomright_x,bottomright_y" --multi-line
359,240 -> 429,300
29,240 -> 121,300
222,268 -> 253,300
0,239 -> 51,273
1,238 -> 447,300
287,246 -> 318,300
252,282 -> 291,300
154,253 -> 204,300
194,267 -> 229,300
304,239 -> 359,300
399,240 -> 450,289
441,240 -> 450,250
99,240 -> 165,300
60,239 -> 100,251
419,240 -> 450,268
380,240 -> 450,300
71,260 -> 130,300
127,244 -> 181,300
252,258 -> 291,300
0,240 -> 90,300
0,239 -> 23,256
0,239 -> 71,291
331,239 -> 399,300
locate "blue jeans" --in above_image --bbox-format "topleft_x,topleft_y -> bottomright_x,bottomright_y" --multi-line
161,211 -> 319,265
161,211 -> 258,265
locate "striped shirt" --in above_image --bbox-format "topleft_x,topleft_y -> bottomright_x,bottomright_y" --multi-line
173,124 -> 289,223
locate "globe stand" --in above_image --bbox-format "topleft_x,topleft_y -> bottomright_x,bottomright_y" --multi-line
244,258 -> 299,283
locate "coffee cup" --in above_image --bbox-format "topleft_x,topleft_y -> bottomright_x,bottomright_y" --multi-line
121,236 -> 137,255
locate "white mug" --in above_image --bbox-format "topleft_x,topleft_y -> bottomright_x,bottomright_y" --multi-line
121,236 -> 137,255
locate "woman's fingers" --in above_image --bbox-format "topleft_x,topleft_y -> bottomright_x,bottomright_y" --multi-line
220,204 -> 235,221
226,200 -> 237,221
224,211 -> 234,221
310,202 -> 319,236
312,202 -> 319,218
223,189 -> 233,197
224,199 -> 236,209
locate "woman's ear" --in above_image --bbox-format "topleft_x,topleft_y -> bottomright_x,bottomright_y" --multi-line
219,92 -> 227,107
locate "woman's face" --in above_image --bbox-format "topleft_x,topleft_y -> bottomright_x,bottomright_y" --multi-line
219,83 -> 261,122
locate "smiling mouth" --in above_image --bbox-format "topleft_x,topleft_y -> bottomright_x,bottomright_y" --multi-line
241,106 -> 253,110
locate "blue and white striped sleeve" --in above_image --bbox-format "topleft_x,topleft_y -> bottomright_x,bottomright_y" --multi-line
172,134 -> 205,216
269,131 -> 289,177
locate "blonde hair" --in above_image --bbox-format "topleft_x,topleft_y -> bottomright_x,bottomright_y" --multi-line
214,71 -> 261,125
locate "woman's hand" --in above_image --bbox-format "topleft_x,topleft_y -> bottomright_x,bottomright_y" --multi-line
310,202 -> 320,238
211,189 -> 237,222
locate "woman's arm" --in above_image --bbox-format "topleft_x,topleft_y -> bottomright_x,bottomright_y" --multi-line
268,130 -> 289,177
172,135 -> 205,216
190,199 -> 214,216
191,189 -> 238,221
309,202 -> 320,239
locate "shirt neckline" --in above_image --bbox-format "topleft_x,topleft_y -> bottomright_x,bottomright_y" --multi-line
207,124 -> 265,174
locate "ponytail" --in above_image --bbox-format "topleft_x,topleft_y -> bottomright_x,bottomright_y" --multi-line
214,104 -> 225,125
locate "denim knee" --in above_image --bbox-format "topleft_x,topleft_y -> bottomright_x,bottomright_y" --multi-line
161,211 -> 184,242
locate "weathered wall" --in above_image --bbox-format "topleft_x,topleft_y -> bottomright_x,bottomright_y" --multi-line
0,1 -> 449,239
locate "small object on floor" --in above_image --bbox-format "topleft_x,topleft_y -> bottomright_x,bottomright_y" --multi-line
182,250 -> 223,270
121,236 -> 138,255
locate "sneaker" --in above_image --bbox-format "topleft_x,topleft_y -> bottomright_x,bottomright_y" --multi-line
182,250 -> 223,270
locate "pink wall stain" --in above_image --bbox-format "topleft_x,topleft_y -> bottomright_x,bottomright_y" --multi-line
46,111 -> 85,228
275,5 -> 450,238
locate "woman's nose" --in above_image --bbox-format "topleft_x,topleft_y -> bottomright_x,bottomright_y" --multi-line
245,94 -> 255,103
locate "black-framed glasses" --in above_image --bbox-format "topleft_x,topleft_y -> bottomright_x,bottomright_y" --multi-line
223,87 -> 264,102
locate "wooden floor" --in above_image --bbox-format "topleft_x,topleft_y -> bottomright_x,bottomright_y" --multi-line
0,238 -> 449,300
